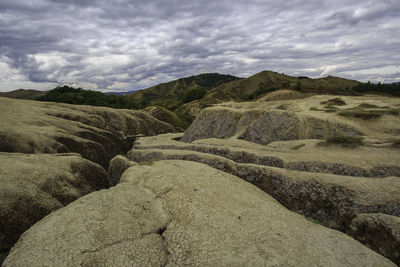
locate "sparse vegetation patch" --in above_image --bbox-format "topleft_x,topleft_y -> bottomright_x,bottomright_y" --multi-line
339,109 -> 400,119
320,97 -> 346,106
320,135 -> 364,147
391,138 -> 400,148
358,103 -> 380,109
291,144 -> 305,150
276,104 -> 291,110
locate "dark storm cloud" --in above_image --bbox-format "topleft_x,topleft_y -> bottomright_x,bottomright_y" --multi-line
0,0 -> 399,92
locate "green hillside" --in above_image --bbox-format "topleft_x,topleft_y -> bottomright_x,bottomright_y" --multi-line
202,71 -> 360,104
123,73 -> 240,109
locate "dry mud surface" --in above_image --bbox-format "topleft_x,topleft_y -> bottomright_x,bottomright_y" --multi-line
127,94 -> 400,264
2,94 -> 400,265
4,160 -> 395,266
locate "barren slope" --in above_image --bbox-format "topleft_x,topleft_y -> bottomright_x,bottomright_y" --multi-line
0,97 -> 177,168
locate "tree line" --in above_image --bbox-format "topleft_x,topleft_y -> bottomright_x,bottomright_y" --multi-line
37,86 -> 147,109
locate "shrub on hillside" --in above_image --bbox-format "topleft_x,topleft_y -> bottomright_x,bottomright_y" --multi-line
338,109 -> 399,119
320,97 -> 346,106
321,135 -> 364,147
179,87 -> 207,103
351,81 -> 400,96
37,86 -> 143,109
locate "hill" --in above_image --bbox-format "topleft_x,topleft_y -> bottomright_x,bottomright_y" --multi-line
201,71 -> 360,104
0,89 -> 47,100
122,73 -> 241,109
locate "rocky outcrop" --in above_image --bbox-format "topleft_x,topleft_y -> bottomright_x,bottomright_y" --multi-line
348,213 -> 400,265
3,160 -> 395,266
181,94 -> 400,145
0,97 -> 178,168
134,133 -> 400,178
127,148 -> 400,228
181,107 -> 361,144
129,132 -> 400,261
0,153 -> 109,254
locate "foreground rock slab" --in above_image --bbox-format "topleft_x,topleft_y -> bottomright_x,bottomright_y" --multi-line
4,160 -> 395,266
0,153 -> 109,253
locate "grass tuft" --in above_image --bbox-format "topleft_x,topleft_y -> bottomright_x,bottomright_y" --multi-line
338,110 -> 382,119
339,108 -> 400,119
276,104 -> 291,110
358,103 -> 380,109
392,138 -> 400,148
291,143 -> 306,150
320,97 -> 346,106
320,135 -> 364,147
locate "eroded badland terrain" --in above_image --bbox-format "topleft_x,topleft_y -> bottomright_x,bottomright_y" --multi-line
1,73 -> 400,266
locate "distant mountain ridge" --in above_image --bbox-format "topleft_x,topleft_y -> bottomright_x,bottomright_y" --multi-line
0,89 -> 47,100
2,72 -> 399,103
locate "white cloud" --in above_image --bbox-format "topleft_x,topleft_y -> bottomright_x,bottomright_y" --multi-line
0,0 -> 399,92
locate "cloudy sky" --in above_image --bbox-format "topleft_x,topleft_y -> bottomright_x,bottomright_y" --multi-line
0,0 -> 399,92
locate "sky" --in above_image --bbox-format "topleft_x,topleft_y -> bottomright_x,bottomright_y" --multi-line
0,0 -> 399,92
